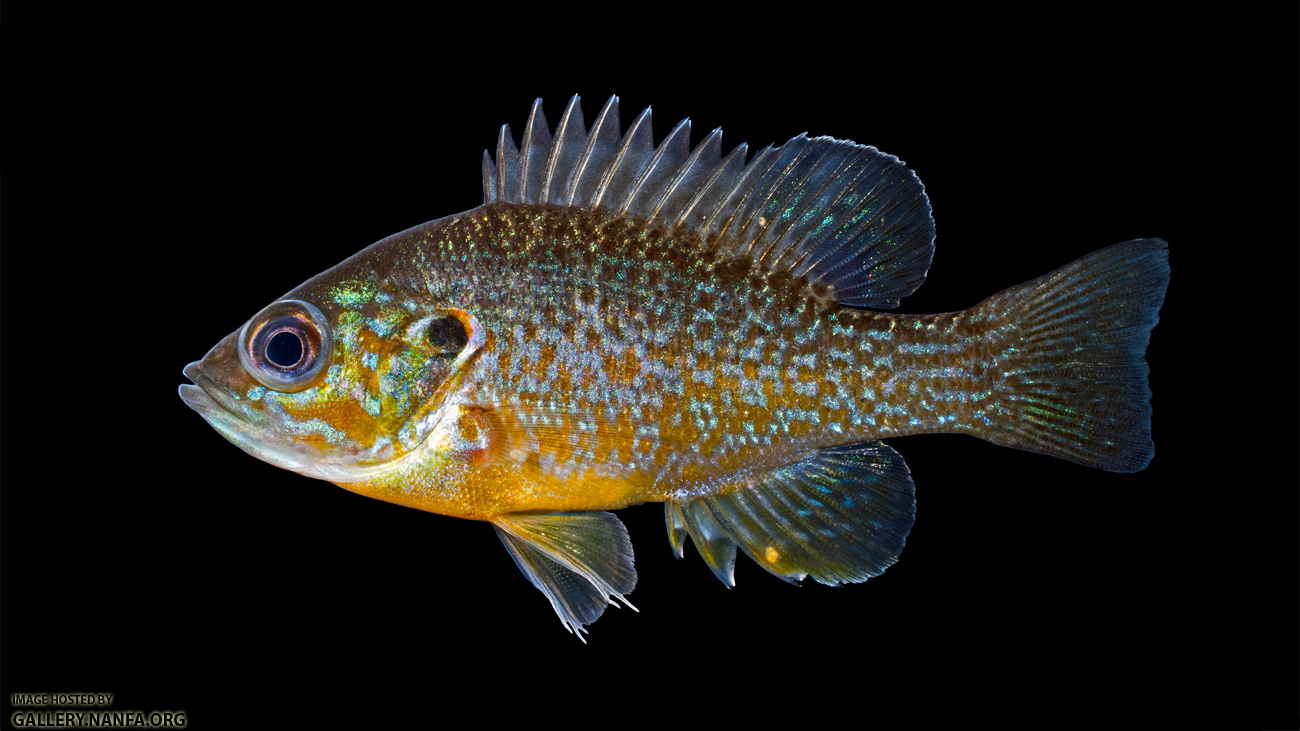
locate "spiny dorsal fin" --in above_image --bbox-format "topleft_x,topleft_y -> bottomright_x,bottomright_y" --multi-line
481,95 -> 936,309
494,123 -> 520,203
665,441 -> 916,586
562,95 -> 622,207
518,98 -> 554,205
539,96 -> 586,205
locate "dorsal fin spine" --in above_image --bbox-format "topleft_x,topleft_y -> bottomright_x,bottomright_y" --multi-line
518,98 -> 553,204
539,95 -> 584,205
482,96 -> 936,309
517,98 -> 542,203
700,144 -> 775,243
564,95 -> 619,207
481,150 -> 497,203
591,106 -> 652,209
495,124 -> 519,203
675,140 -> 747,229
620,117 -> 690,214
648,126 -> 721,223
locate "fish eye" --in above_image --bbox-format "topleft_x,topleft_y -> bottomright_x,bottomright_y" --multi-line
238,300 -> 333,392
265,330 -> 305,368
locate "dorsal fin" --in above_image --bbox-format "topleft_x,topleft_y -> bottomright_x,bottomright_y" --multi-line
482,95 -> 936,309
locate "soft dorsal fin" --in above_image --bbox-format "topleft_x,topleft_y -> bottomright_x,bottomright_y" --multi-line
491,511 -> 637,641
481,95 -> 936,309
665,441 -> 916,586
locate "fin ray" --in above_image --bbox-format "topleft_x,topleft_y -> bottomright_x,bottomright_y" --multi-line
493,511 -> 637,641
623,117 -> 691,216
593,105 -> 654,210
496,529 -> 605,639
564,95 -> 621,206
539,96 -> 586,205
971,238 -> 1170,471
666,441 -> 916,586
518,98 -> 554,205
481,150 -> 497,203
679,500 -> 738,586
495,124 -> 519,204
483,96 -> 935,308
647,126 -> 723,224
665,501 -> 688,558
676,140 -> 748,230
698,143 -> 776,239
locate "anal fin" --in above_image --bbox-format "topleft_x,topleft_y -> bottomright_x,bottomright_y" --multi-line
665,500 -> 739,587
491,511 -> 637,642
666,441 -> 917,586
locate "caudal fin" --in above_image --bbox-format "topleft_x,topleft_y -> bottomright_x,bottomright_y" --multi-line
972,238 -> 1170,472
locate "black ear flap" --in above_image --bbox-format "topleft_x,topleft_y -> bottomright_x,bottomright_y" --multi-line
427,314 -> 469,354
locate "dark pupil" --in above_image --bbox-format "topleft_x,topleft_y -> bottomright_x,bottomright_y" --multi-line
266,331 -> 304,368
429,316 -> 468,352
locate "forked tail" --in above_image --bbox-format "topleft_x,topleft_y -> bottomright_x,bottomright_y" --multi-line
971,238 -> 1170,472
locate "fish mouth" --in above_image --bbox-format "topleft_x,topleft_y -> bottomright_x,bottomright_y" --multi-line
179,361 -> 246,422
179,360 -> 332,479
179,359 -> 293,467
178,361 -> 398,483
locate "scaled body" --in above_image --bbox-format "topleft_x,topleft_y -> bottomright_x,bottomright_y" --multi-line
181,96 -> 1169,639
331,203 -> 999,517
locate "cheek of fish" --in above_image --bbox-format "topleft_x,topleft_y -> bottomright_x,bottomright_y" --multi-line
180,94 -> 1169,642
180,297 -> 487,482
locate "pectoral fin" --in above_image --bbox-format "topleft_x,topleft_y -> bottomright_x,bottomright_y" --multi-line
667,441 -> 917,586
491,511 -> 637,642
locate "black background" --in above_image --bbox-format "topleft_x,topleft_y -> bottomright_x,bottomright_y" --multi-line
4,12 -> 1295,729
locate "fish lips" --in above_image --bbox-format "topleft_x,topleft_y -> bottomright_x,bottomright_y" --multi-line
179,360 -> 301,470
179,360 -> 403,483
179,360 -> 350,482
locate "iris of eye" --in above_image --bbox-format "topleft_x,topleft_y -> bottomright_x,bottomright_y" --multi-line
266,331 -> 304,367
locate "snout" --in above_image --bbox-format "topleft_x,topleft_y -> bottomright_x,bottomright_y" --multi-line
178,357 -> 246,423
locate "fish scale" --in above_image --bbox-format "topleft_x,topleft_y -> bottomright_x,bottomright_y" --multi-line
181,95 -> 1168,639
330,201 -> 1084,514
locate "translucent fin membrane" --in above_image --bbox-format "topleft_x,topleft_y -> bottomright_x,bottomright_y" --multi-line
972,238 -> 1170,472
666,441 -> 917,586
492,511 -> 637,641
482,95 -> 936,309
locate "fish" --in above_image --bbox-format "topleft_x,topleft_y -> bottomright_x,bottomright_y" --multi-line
180,94 -> 1170,641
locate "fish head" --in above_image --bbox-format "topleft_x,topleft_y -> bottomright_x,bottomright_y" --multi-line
180,276 -> 486,483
